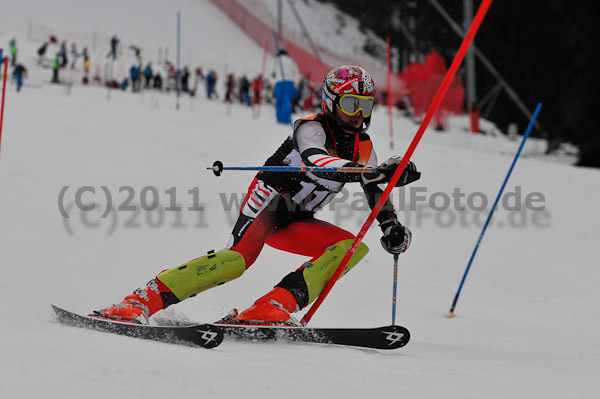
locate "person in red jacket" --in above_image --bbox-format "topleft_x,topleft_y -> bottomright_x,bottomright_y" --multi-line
93,65 -> 416,325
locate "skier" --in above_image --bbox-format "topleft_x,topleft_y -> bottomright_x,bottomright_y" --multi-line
94,65 -> 416,325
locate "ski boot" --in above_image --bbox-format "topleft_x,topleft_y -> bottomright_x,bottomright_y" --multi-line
91,279 -> 168,324
218,287 -> 301,326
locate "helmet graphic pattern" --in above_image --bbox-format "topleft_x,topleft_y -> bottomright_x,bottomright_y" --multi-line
322,65 -> 376,115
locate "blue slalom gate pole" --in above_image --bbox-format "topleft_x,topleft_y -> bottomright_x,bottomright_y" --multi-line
447,102 -> 542,317
392,254 -> 399,325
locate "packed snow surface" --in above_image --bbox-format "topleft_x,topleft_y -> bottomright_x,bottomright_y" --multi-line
1,1 -> 598,398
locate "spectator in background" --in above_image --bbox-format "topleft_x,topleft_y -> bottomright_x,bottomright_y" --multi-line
82,48 -> 90,75
59,41 -> 68,68
252,74 -> 263,105
70,43 -> 79,69
13,63 -> 27,92
191,67 -> 204,97
51,53 -> 60,83
130,45 -> 142,66
165,62 -> 177,92
153,72 -> 163,90
180,66 -> 190,93
130,64 -> 141,92
37,41 -> 48,65
144,63 -> 153,88
271,49 -> 300,83
9,38 -> 17,67
107,35 -> 119,59
271,49 -> 300,124
224,73 -> 235,103
239,75 -> 251,106
206,70 -> 217,99
71,43 -> 80,69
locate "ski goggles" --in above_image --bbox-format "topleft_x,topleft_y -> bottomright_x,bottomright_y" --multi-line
336,94 -> 375,117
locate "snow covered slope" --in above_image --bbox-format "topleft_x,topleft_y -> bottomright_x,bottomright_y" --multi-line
1,1 -> 599,398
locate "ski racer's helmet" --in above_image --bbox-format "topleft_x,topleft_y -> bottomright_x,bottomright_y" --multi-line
322,65 -> 376,133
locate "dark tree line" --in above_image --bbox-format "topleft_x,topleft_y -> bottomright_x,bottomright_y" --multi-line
318,0 -> 598,167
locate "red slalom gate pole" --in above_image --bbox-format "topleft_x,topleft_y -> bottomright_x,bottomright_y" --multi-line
301,0 -> 494,326
0,57 -> 9,158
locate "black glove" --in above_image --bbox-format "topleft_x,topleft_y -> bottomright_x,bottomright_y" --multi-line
379,220 -> 412,255
361,156 -> 417,186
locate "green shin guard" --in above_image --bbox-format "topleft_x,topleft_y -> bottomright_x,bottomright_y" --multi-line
303,239 -> 369,305
157,251 -> 246,301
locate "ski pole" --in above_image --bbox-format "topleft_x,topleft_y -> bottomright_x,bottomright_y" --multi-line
392,254 -> 399,325
300,0 -> 495,326
207,160 -> 421,185
447,102 -> 542,318
208,160 -> 377,175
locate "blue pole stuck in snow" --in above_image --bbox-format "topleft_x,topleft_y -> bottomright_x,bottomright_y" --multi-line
447,102 -> 543,318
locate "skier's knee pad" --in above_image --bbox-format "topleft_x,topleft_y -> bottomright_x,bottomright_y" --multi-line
157,250 -> 246,301
277,239 -> 369,308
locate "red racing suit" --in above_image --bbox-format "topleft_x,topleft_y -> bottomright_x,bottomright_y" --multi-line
225,113 -> 398,306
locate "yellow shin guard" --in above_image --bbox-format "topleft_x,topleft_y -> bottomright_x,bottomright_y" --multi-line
157,250 -> 246,301
302,239 -> 369,305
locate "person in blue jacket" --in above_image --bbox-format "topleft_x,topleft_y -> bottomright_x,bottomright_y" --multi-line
206,70 -> 217,99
